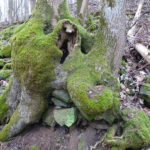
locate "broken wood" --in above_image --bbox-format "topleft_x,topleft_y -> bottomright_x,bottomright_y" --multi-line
135,43 -> 150,64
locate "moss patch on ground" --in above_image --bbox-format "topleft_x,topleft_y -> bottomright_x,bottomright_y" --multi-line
0,69 -> 11,79
1,44 -> 11,57
29,145 -> 40,150
0,59 -> 4,67
105,107 -> 150,149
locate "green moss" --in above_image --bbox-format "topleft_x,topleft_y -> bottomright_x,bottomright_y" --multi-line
119,69 -> 125,75
77,0 -> 83,14
12,21 -> 63,94
121,60 -> 126,67
59,0 -> 80,24
1,26 -> 15,41
62,14 -> 120,120
67,71 -> 119,120
105,107 -> 150,149
102,0 -> 115,7
11,0 -> 63,95
11,0 -> 92,96
145,75 -> 150,84
29,145 -> 40,150
0,59 -> 4,67
111,147 -> 122,150
0,79 -> 12,124
85,15 -> 98,32
0,69 -> 11,79
0,109 -> 19,141
58,0 -> 94,54
3,63 -> 11,70
1,44 -> 11,57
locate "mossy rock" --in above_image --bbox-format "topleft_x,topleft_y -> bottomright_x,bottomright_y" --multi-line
0,70 -> 11,79
0,25 -> 16,58
54,108 -> 77,127
139,83 -> 150,107
105,107 -> 150,149
42,108 -> 55,127
52,90 -> 71,103
0,59 -> 4,67
1,44 -> 11,57
51,98 -> 69,107
1,26 -> 15,41
3,63 -> 11,70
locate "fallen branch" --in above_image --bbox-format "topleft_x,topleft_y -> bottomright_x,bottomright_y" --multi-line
135,43 -> 150,64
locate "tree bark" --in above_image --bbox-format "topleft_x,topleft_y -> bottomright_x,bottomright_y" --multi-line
66,0 -> 126,119
0,0 -> 125,141
77,0 -> 83,14
79,0 -> 89,20
0,0 -> 73,141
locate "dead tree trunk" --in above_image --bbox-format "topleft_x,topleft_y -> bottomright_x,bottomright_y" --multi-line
0,0 -> 125,141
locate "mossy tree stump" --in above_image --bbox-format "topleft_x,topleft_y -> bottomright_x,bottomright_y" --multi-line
3,2 -> 149,150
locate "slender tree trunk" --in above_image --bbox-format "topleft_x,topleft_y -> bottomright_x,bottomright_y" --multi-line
77,0 -> 83,14
80,0 -> 89,17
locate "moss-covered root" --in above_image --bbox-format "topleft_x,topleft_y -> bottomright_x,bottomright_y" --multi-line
0,80 -> 12,124
105,107 -> 150,149
0,92 -> 46,141
67,68 -> 119,120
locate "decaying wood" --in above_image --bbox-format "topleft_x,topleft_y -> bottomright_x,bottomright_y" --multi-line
135,43 -> 150,64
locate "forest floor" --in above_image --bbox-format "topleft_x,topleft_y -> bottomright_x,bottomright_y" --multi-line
0,0 -> 150,150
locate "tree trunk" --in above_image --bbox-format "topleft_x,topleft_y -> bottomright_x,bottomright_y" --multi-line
66,0 -> 126,119
0,0 -> 125,141
79,0 -> 89,21
77,0 -> 83,14
0,0 -> 73,141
